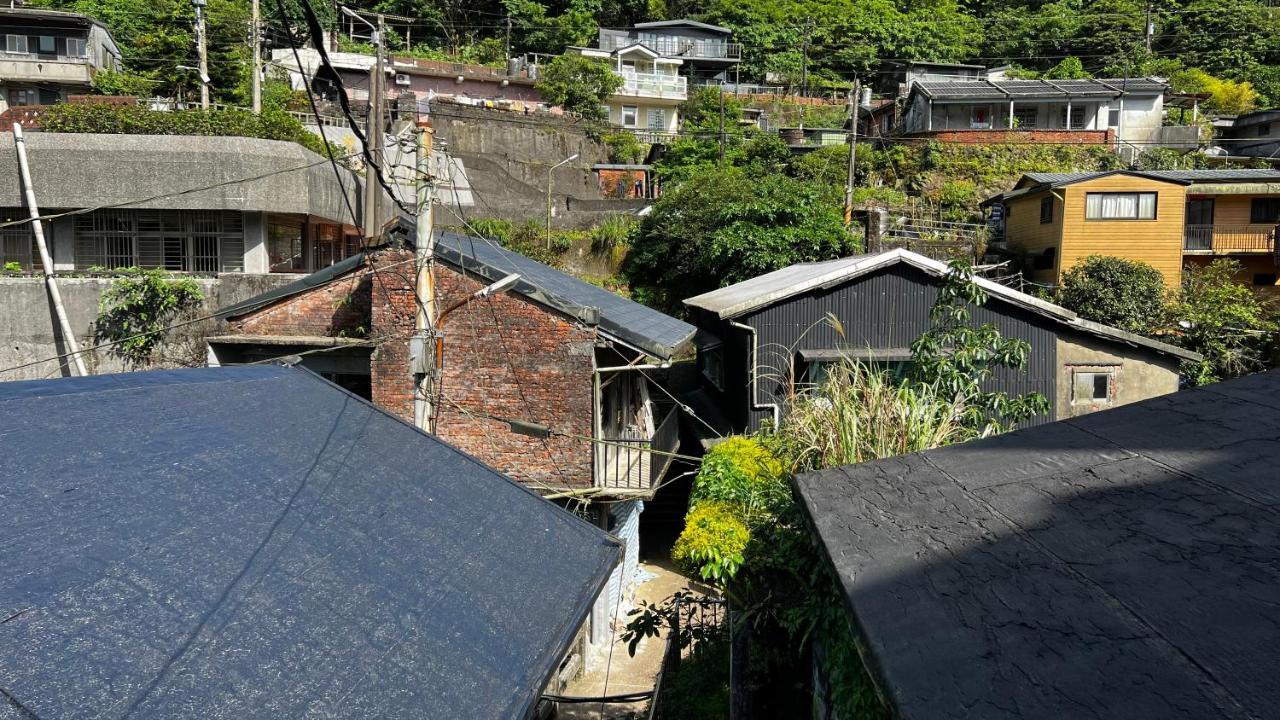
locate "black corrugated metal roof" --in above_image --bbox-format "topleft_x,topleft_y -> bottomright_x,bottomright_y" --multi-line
794,370 -> 1280,718
914,77 -> 1167,100
0,366 -> 620,719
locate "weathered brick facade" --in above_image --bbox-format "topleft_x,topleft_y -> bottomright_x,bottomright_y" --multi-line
229,248 -> 598,491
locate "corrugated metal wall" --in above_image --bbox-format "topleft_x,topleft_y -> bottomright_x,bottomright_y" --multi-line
589,500 -> 644,647
737,264 -> 1058,431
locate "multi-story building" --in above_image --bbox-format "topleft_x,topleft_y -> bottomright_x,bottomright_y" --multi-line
0,6 -> 121,113
567,42 -> 687,139
596,19 -> 741,85
984,169 -> 1280,291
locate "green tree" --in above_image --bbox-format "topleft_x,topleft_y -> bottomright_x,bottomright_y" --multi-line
533,53 -> 622,122
96,269 -> 204,367
622,165 -> 856,311
1058,255 -> 1167,334
1043,56 -> 1090,79
1167,259 -> 1277,385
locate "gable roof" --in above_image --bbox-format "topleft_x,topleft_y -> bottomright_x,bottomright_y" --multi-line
682,248 -> 1199,362
632,19 -> 732,34
985,168 -> 1280,205
0,365 -> 620,719
794,369 -> 1280,718
218,229 -> 696,360
911,77 -> 1168,102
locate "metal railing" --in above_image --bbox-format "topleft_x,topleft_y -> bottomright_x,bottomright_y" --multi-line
618,72 -> 687,98
650,595 -> 729,720
596,408 -> 679,492
874,217 -> 987,261
1183,224 -> 1276,252
602,36 -> 742,59
625,129 -> 678,144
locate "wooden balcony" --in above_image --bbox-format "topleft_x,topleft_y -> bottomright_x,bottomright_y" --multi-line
594,407 -> 680,495
1183,224 -> 1276,253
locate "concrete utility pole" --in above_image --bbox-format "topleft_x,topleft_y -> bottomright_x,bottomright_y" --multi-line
718,80 -> 726,163
843,79 -> 861,228
250,0 -> 261,114
1144,1 -> 1155,52
363,13 -> 386,239
14,124 -> 87,377
800,17 -> 812,98
194,0 -> 209,110
413,122 -> 437,433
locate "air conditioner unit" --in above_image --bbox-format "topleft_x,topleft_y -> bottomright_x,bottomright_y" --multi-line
395,73 -> 411,86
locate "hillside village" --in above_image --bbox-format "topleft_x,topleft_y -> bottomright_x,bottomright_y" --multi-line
1,0 -> 1279,718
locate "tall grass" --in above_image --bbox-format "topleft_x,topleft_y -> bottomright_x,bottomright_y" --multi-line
771,360 -> 974,474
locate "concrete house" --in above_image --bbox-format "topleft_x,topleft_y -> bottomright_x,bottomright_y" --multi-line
0,6 -> 121,113
795,369 -> 1280,718
898,77 -> 1169,148
0,132 -> 364,275
211,226 -> 697,656
1211,108 -> 1280,159
683,248 -> 1199,434
0,365 -> 620,718
596,19 -> 741,85
568,29 -> 698,138
984,169 -> 1280,290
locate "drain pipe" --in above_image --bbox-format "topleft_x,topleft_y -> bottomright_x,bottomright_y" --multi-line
14,123 -> 86,377
729,320 -> 781,429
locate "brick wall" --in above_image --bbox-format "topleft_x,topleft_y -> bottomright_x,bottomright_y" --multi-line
912,129 -> 1116,145
231,249 -> 598,490
426,256 -> 597,490
229,273 -> 371,338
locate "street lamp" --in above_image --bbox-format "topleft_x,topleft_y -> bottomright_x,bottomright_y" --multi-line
546,153 -> 579,249
428,273 -> 521,432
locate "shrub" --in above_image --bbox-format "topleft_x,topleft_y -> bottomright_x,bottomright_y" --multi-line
96,268 -> 204,367
468,217 -> 514,244
1058,255 -> 1167,335
688,437 -> 786,522
602,131 -> 646,164
1168,259 -> 1277,385
671,501 -> 750,582
588,214 -> 635,253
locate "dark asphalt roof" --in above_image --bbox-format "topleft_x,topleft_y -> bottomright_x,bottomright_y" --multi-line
985,168 -> 1280,205
914,77 -> 1167,100
434,231 -> 695,358
215,250 -> 366,319
0,366 -> 620,720
794,370 -> 1280,719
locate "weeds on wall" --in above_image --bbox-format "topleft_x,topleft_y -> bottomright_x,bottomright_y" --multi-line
95,268 -> 204,367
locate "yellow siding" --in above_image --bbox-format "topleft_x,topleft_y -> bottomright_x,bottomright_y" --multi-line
1004,191 -> 1063,284
1059,175 -> 1187,289
1184,254 -> 1280,295
1212,195 -> 1255,225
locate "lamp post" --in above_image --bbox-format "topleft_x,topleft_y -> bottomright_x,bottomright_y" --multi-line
546,153 -> 579,249
428,273 -> 521,433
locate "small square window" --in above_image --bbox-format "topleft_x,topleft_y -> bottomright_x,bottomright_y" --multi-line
621,105 -> 638,128
1040,196 -> 1054,224
1253,273 -> 1277,286
1107,109 -> 1120,127
1073,370 -> 1115,405
5,34 -> 27,54
37,36 -> 55,54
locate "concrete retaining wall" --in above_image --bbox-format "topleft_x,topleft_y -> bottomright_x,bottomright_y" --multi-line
0,273 -> 296,381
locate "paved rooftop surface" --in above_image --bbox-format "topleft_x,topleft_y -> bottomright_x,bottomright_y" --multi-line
0,366 -> 619,719
795,371 -> 1280,719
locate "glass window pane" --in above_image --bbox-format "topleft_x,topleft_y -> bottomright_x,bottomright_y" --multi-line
1138,193 -> 1157,219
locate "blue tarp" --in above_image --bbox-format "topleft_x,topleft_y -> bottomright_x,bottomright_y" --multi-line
0,366 -> 620,719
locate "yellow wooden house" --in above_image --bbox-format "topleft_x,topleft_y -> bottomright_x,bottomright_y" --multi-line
984,169 -> 1280,290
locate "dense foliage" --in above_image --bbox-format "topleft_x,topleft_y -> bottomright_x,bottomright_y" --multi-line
1167,259 -> 1278,385
96,268 -> 204,367
1058,255 -> 1169,334
532,54 -> 623,122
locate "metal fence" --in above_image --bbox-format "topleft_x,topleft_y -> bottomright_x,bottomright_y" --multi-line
649,595 -> 729,720
1183,224 -> 1276,252
874,217 -> 987,261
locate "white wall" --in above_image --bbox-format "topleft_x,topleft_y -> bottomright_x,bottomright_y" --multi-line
243,211 -> 269,274
607,100 -> 679,133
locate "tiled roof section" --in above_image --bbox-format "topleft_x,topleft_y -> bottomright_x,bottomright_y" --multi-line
794,370 -> 1280,718
435,231 -> 696,359
915,77 -> 1167,100
0,365 -> 620,720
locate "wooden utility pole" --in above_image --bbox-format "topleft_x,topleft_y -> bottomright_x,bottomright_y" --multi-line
843,79 -> 861,228
14,123 -> 87,377
363,14 -> 386,239
413,122 -> 437,433
250,0 -> 261,114
194,0 -> 209,109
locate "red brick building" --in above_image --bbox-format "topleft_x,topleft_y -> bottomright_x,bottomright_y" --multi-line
211,229 -> 696,496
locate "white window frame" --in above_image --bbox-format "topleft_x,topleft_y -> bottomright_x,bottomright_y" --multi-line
1085,192 -> 1157,221
67,37 -> 87,58
620,105 -> 638,128
1072,368 -> 1116,406
5,34 -> 27,54
647,107 -> 666,131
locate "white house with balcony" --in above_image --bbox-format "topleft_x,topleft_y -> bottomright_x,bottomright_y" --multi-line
0,6 -> 121,112
568,43 -> 686,138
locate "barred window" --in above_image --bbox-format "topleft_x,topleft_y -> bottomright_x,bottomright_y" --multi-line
73,210 -> 244,272
0,222 -> 36,270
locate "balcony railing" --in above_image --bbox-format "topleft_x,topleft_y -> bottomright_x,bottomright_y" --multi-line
618,72 -> 687,99
602,36 -> 742,60
1183,224 -> 1276,252
595,408 -> 680,493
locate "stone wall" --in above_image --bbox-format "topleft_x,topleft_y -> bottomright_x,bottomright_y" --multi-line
0,273 -> 295,381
